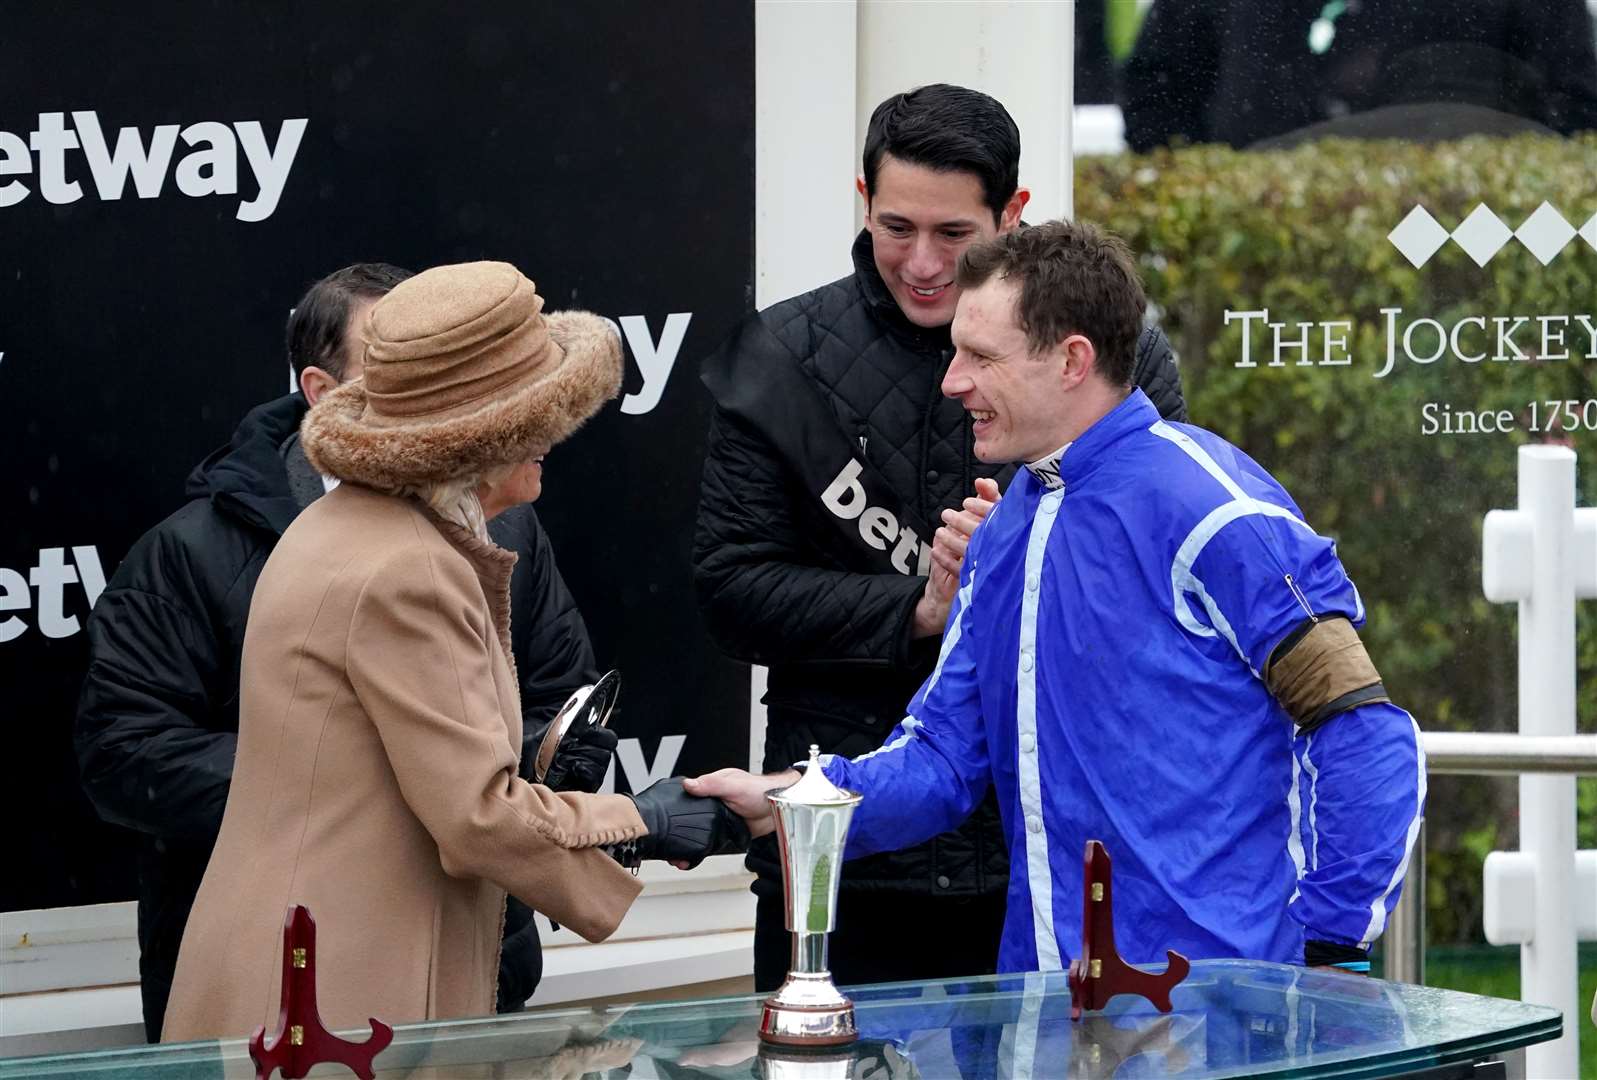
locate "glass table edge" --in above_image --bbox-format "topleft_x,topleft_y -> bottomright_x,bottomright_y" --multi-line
0,960 -> 1569,1077
1246,1013 -> 1565,1079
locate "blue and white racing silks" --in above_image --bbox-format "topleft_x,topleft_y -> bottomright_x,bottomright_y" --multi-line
821,389 -> 1426,973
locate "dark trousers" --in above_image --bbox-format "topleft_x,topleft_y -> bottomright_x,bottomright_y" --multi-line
754,885 -> 1007,992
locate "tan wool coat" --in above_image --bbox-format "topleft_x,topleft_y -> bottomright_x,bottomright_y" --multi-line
162,484 -> 646,1043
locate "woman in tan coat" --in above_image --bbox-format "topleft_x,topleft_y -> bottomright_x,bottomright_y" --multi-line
162,261 -> 745,1042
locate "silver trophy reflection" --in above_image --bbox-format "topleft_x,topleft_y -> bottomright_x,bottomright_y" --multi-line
759,745 -> 863,1047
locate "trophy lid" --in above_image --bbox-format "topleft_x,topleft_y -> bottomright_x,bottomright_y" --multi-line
535,670 -> 621,783
768,745 -> 861,807
563,669 -> 620,736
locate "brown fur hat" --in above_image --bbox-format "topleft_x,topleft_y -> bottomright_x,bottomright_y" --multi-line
301,261 -> 622,489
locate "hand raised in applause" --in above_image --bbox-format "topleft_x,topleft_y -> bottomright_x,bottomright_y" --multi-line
912,477 -> 1001,637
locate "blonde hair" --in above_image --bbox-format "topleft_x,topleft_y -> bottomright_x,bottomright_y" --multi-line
401,461 -> 520,539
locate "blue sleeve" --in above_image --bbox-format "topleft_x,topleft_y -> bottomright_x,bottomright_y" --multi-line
1289,701 -> 1426,948
820,551 -> 993,861
1186,500 -> 1365,674
1185,485 -> 1423,951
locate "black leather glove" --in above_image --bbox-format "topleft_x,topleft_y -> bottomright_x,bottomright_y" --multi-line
626,778 -> 751,869
544,724 -> 618,794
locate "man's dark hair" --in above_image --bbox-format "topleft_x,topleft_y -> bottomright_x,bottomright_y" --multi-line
956,220 -> 1146,387
862,84 -> 1021,220
286,263 -> 413,382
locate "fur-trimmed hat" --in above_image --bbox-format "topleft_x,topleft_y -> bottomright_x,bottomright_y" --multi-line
301,261 -> 622,489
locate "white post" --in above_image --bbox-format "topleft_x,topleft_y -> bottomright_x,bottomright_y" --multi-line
751,0 -> 861,774
1480,444 -> 1596,1079
855,0 -> 1073,221
756,0 -> 858,305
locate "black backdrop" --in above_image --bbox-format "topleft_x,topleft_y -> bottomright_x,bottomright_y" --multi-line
0,2 -> 755,911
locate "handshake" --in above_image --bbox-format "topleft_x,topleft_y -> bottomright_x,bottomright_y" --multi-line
535,705 -> 801,870
623,768 -> 799,869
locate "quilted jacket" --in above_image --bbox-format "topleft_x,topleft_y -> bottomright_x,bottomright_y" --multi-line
693,229 -> 1187,896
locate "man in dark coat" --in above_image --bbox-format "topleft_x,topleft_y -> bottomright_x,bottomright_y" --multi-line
75,264 -> 606,1040
693,84 -> 1187,992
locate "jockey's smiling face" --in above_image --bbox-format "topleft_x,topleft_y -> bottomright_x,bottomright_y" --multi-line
945,276 -> 1097,465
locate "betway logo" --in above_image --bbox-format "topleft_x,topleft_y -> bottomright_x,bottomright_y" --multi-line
0,112 -> 307,222
821,460 -> 933,576
606,313 -> 691,416
595,734 -> 685,795
0,546 -> 106,643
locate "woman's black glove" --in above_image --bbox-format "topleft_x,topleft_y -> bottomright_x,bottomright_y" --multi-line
543,724 -> 619,794
626,778 -> 751,869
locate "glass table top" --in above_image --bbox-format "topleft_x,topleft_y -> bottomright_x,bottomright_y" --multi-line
0,959 -> 1562,1079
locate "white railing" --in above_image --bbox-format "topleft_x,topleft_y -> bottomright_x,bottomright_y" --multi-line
1422,732 -> 1597,775
1384,736 -> 1596,1077
1384,445 -> 1597,1079
1384,738 -> 1597,986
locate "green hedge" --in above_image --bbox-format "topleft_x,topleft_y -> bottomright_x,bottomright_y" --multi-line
1077,134 -> 1596,944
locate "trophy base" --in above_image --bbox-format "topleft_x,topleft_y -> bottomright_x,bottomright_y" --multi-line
758,1001 -> 858,1047
758,973 -> 858,1047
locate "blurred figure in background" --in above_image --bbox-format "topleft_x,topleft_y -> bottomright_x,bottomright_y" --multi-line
1122,0 -> 1597,150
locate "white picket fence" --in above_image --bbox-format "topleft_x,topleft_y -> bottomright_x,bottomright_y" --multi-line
1388,445 -> 1596,1079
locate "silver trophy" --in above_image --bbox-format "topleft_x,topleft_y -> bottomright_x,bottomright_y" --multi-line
759,745 -> 864,1047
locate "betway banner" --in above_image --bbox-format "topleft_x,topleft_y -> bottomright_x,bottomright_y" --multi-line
0,4 -> 754,911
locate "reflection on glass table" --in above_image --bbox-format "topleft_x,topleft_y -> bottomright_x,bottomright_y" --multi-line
0,959 -> 1561,1079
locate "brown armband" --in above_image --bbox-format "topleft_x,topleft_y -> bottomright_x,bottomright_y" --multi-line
1265,616 -> 1390,733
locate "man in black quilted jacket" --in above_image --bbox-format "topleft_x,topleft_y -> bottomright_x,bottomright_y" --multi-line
693,84 -> 1188,991
75,264 -> 608,1039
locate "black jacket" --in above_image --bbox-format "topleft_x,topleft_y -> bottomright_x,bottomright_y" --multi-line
74,393 -> 597,1039
694,230 -> 1186,897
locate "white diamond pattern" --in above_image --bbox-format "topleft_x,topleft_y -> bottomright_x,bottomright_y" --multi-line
1390,203 -> 1593,267
1515,202 -> 1577,266
1451,204 -> 1513,267
1388,206 -> 1449,268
